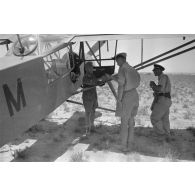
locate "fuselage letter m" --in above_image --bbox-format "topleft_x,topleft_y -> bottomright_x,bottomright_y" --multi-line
3,78 -> 26,116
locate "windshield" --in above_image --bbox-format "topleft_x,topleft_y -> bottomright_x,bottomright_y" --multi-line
5,34 -> 74,56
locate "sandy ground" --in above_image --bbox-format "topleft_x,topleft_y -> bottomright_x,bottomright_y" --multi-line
0,105 -> 194,162
0,74 -> 195,162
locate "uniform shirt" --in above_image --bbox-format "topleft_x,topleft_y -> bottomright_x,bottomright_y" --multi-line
158,73 -> 171,93
118,62 -> 140,91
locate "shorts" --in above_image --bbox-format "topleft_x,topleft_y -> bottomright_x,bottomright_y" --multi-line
82,92 -> 98,113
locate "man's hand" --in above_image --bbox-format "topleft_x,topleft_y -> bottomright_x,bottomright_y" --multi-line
150,81 -> 161,92
97,79 -> 105,86
150,81 -> 156,88
104,74 -> 110,78
111,74 -> 118,81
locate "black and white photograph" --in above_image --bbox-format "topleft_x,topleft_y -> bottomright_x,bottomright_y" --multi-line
0,1 -> 194,194
0,34 -> 195,162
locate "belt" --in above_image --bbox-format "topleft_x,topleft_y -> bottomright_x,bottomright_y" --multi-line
158,92 -> 171,98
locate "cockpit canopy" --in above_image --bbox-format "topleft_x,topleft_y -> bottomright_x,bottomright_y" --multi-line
5,34 -> 74,56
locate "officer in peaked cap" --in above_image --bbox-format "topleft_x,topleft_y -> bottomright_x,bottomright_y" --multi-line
150,63 -> 172,138
153,64 -> 165,71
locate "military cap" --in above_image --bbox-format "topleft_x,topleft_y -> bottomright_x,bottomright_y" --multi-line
153,64 -> 165,71
113,52 -> 127,59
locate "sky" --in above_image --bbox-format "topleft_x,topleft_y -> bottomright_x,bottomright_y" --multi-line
1,35 -> 195,73
117,37 -> 195,73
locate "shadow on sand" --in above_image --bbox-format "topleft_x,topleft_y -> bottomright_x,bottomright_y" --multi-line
12,111 -> 195,162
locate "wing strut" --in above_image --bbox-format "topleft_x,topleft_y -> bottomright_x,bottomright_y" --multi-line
141,38 -> 143,63
136,44 -> 195,71
98,41 -> 101,66
85,41 -> 101,66
134,39 -> 195,69
66,100 -> 115,112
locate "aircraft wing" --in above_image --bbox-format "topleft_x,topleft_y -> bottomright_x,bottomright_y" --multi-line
0,34 -> 19,42
1,34 -> 195,43
69,34 -> 195,42
38,34 -> 74,43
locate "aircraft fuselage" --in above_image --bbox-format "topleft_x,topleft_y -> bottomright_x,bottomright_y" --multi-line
0,56 -> 84,146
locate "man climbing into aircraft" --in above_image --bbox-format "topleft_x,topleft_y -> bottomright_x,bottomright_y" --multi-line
108,53 -> 140,152
149,64 -> 172,138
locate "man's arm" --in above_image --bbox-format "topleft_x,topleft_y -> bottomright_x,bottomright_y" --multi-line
117,68 -> 125,101
118,84 -> 124,101
111,74 -> 119,82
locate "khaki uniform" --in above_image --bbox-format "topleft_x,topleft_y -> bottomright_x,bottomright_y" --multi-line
150,73 -> 172,134
116,62 -> 140,147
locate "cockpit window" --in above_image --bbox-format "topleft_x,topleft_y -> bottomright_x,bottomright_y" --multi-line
6,34 -> 73,56
12,35 -> 38,56
43,46 -> 82,84
43,46 -> 70,83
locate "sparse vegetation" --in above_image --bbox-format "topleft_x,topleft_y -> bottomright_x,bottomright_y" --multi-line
70,151 -> 86,162
138,106 -> 149,116
183,104 -> 189,109
172,107 -> 177,113
63,102 -> 70,112
136,118 -> 142,126
184,110 -> 192,120
159,148 -> 180,162
12,148 -> 28,160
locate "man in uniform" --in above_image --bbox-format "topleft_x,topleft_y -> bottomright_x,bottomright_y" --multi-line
150,64 -> 172,137
110,52 -> 140,152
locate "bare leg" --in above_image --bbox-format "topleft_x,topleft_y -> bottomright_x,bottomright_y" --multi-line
120,116 -> 129,148
90,109 -> 95,131
128,117 -> 135,149
85,111 -> 91,135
